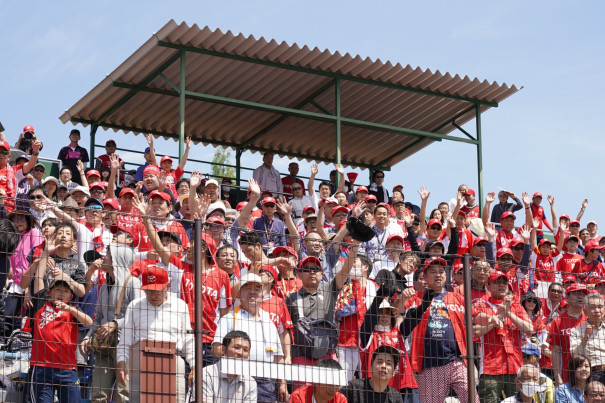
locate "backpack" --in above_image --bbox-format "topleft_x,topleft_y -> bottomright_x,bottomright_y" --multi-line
293,294 -> 338,359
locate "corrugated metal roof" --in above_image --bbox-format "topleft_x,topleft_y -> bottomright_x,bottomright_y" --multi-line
60,20 -> 520,169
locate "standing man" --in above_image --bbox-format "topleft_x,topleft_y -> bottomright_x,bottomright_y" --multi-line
57,129 -> 89,185
401,257 -> 478,403
369,170 -> 389,204
570,293 -> 605,384
282,162 -> 305,197
253,152 -> 282,195
489,190 -> 524,224
97,139 -> 124,172
117,266 -> 194,401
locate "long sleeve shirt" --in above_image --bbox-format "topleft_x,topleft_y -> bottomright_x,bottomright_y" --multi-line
117,295 -> 195,366
252,165 -> 283,194
490,197 -> 524,223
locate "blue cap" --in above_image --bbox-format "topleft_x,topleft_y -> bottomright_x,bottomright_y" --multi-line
144,147 -> 151,153
521,343 -> 541,357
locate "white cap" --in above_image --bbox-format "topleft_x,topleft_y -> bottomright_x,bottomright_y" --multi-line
206,201 -> 226,218
379,299 -> 398,313
588,220 -> 598,226
239,273 -> 263,290
205,179 -> 219,188
70,185 -> 90,197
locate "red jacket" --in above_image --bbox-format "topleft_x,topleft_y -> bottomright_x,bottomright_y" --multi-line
410,291 -> 468,372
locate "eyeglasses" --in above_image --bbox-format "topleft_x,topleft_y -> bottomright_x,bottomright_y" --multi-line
375,175 -> 384,179
512,246 -> 524,251
499,257 -> 513,262
299,266 -> 322,273
570,224 -> 580,228
224,217 -> 235,222
29,194 -> 43,200
292,187 -> 302,191
263,204 -> 276,208
0,151 -> 9,156
474,267 -> 490,273
91,189 -> 104,194
366,200 -> 377,204
334,213 -> 347,217
429,226 -> 442,230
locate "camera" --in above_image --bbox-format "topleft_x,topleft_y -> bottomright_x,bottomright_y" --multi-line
24,132 -> 33,140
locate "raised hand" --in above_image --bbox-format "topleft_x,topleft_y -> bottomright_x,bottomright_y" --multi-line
402,211 -> 413,226
190,171 -> 203,189
248,177 -> 261,197
32,140 -> 41,154
522,192 -> 531,207
532,217 -> 541,229
559,220 -> 569,232
417,186 -> 430,201
457,191 -> 465,206
486,192 -> 495,204
185,136 -> 192,149
276,197 -> 292,216
547,195 -> 554,206
334,164 -> 344,175
132,193 -> 149,216
310,163 -> 319,176
582,199 -> 588,209
196,194 -> 211,219
158,172 -> 167,191
485,223 -> 496,239
76,160 -> 85,173
520,225 -> 531,241
145,133 -> 154,146
352,201 -> 366,217
110,154 -> 121,171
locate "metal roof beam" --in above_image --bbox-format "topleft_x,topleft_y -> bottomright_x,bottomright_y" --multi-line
69,117 -> 386,170
156,41 -> 499,108
94,52 -> 181,126
111,82 -> 479,145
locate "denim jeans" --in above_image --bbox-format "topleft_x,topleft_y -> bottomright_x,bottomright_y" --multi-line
31,366 -> 80,403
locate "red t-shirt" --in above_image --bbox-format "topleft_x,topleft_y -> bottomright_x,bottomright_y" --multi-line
496,230 -> 520,250
460,204 -> 480,218
162,167 -> 184,197
454,284 -> 490,304
573,259 -> 605,278
547,311 -> 586,383
116,209 -> 142,242
134,219 -> 190,252
557,253 -> 584,276
281,176 -> 305,196
275,277 -> 303,300
474,298 -> 529,375
289,385 -> 347,403
260,294 -> 293,335
182,264 -> 232,342
531,251 -> 560,282
0,164 -> 17,212
31,302 -> 79,370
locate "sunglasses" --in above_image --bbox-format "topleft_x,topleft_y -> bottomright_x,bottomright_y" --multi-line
366,200 -> 377,204
263,204 -> 276,208
29,194 -> 43,200
334,213 -> 347,217
512,246 -> 524,251
0,150 -> 9,156
292,187 -> 302,191
87,205 -> 103,210
570,224 -> 580,228
11,217 -> 27,222
429,226 -> 442,230
299,266 -> 322,273
549,289 -> 563,294
224,217 -> 235,222
34,168 -> 45,172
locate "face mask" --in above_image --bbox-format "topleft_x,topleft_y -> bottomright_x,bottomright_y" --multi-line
349,266 -> 363,280
521,381 -> 546,397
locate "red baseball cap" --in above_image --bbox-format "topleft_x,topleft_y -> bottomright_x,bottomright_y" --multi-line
332,206 -> 349,215
427,219 -> 442,228
510,238 -> 524,247
566,283 -> 588,295
160,155 -> 173,164
119,188 -> 136,198
565,234 -> 579,243
273,246 -> 298,259
559,214 -> 570,221
392,184 -> 404,191
143,165 -> 161,176
497,248 -> 513,258
86,169 -> 101,178
356,186 -> 369,194
148,190 -> 171,202
302,205 -> 316,213
457,210 -> 467,218
105,139 -> 116,147
584,239 -> 604,253
422,257 -> 447,273
453,263 -> 464,272
364,195 -> 377,203
260,265 -> 279,282
489,271 -> 508,283
262,197 -> 277,206
570,220 -> 581,226
473,237 -> 488,246
500,211 -> 516,221
235,201 -> 247,211
299,256 -> 322,269
562,275 -> 577,284
386,235 -> 404,246
538,238 -> 552,247
103,198 -> 119,210
141,266 -> 169,291
0,141 -> 10,151
89,182 -> 105,191
533,192 -> 543,199
206,216 -> 225,226
464,189 -> 475,196
23,125 -> 34,133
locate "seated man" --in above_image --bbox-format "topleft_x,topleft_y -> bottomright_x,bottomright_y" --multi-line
340,345 -> 403,403
290,359 -> 347,403
202,330 -> 257,403
501,364 -> 542,403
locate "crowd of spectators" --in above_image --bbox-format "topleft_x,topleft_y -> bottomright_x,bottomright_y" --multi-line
0,124 -> 604,403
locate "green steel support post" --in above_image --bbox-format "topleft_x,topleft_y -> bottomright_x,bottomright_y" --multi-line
475,104 -> 484,212
179,50 -> 186,160
335,78 -> 341,187
90,124 -> 98,168
236,147 -> 242,201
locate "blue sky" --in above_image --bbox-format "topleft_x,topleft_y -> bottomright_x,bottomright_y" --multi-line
2,1 -> 604,227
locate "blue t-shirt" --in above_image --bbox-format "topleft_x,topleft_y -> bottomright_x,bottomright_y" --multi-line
422,292 -> 460,370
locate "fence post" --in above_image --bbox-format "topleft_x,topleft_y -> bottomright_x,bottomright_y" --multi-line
463,253 -> 477,402
194,219 -> 203,401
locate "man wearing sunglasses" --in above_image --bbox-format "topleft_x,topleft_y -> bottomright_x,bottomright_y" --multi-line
281,162 -> 305,199
368,170 -> 388,204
